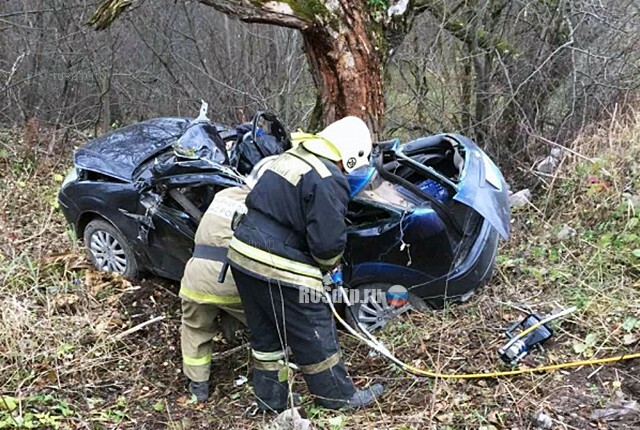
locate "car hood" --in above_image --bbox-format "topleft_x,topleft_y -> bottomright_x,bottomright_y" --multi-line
74,118 -> 192,182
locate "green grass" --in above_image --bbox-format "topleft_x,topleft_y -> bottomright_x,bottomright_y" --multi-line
1,117 -> 639,428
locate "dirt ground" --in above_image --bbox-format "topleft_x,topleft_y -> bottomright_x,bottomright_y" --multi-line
1,121 -> 639,429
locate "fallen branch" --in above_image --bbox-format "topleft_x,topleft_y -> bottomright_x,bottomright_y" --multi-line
532,134 -> 595,163
114,315 -> 165,340
211,342 -> 250,361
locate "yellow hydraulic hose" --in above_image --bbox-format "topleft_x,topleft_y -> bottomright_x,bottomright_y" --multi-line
326,291 -> 640,380
392,350 -> 640,380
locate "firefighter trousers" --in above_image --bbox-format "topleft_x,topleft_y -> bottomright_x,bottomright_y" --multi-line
231,268 -> 357,410
181,300 -> 245,382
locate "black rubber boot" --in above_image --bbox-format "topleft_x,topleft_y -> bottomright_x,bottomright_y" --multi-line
254,369 -> 289,413
303,365 -> 357,410
188,380 -> 210,402
346,383 -> 384,409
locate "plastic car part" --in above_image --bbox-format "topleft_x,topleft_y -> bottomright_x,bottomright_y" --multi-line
250,111 -> 291,150
357,172 -> 415,210
345,201 -> 395,225
401,133 -> 510,239
346,166 -> 376,197
84,218 -> 139,278
397,134 -> 464,184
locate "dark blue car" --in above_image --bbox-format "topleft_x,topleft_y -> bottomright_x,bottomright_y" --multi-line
58,113 -> 510,329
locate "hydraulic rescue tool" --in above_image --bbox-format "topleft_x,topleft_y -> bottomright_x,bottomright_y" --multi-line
323,279 -> 640,380
497,308 -> 576,365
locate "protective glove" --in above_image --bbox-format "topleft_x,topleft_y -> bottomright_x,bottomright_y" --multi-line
322,265 -> 343,289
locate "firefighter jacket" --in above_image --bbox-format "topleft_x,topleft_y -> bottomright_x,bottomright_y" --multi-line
228,143 -> 350,291
179,186 -> 250,305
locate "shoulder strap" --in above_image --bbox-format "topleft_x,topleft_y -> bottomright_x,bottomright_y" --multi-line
287,145 -> 332,178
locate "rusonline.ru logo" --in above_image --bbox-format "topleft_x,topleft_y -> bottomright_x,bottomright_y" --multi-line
386,285 -> 409,307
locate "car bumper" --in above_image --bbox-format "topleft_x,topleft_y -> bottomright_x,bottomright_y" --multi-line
58,188 -> 79,231
409,217 -> 500,308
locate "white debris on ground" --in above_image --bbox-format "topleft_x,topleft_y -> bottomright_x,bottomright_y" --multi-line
536,146 -> 564,174
533,410 -> 553,429
509,188 -> 532,209
263,408 -> 313,430
387,0 -> 409,17
556,224 -> 577,241
536,156 -> 559,174
234,375 -> 248,387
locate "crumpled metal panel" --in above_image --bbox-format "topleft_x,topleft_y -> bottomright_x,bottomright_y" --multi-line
74,118 -> 190,182
447,134 -> 511,239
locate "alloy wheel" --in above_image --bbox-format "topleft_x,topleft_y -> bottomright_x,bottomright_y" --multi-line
355,291 -> 413,331
89,230 -> 128,274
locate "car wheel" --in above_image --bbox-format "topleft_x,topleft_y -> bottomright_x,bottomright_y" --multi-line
343,283 -> 429,332
84,219 -> 139,279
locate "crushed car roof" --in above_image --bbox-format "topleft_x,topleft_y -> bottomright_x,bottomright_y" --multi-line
74,118 -> 191,182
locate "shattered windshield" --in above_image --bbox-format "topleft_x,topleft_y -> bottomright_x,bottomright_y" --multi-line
354,171 -> 416,210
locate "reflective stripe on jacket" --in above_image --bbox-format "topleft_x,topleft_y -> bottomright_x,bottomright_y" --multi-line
179,186 -> 250,305
228,144 -> 350,290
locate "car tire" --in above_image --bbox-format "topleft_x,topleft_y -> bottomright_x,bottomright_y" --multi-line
343,283 -> 430,332
84,219 -> 139,279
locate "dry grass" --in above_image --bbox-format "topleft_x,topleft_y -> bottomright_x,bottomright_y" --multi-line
0,115 -> 639,429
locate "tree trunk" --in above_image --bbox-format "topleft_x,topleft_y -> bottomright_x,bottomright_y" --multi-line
90,0 -> 407,136
302,8 -> 385,137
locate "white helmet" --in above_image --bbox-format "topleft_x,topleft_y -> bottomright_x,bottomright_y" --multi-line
302,116 -> 372,174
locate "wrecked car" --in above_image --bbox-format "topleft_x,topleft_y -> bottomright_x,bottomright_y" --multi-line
58,111 -> 510,329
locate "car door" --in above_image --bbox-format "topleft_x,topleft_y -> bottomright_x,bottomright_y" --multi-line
140,172 -> 242,280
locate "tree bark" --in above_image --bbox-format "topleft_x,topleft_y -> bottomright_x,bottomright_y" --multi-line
89,0 -> 416,136
302,5 -> 384,135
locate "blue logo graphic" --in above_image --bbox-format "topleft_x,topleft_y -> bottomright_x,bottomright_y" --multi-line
386,285 -> 408,307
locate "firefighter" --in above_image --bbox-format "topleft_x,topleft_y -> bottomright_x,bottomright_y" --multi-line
179,185 -> 249,401
180,156 -> 276,402
227,116 -> 384,411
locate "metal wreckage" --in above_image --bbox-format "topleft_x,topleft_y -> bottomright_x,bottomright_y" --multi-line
59,103 -> 509,330
59,102 -> 640,378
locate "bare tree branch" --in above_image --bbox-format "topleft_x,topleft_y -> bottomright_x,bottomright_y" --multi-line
197,0 -> 310,29
414,0 -> 516,56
